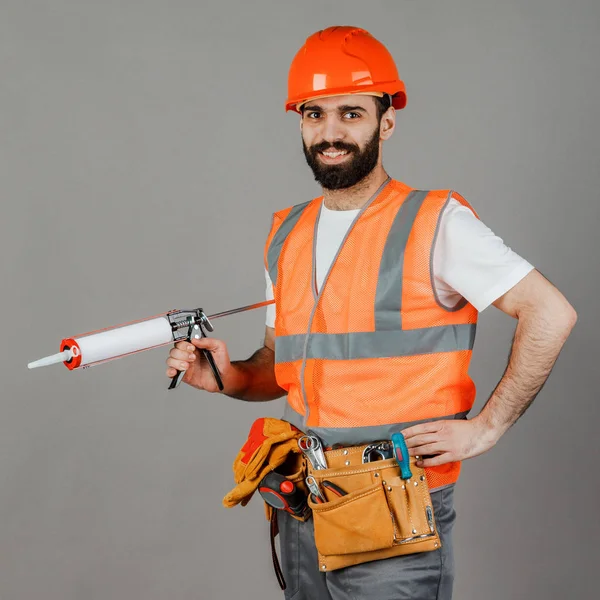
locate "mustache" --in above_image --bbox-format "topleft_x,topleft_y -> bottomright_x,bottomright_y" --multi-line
309,141 -> 358,154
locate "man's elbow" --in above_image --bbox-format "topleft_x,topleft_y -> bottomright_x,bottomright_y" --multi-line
562,302 -> 578,333
547,296 -> 578,340
524,286 -> 578,340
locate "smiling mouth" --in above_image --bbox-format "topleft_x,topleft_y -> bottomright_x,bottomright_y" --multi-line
318,149 -> 351,163
320,150 -> 348,158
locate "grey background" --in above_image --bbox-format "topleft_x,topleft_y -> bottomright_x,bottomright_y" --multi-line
1,0 -> 598,598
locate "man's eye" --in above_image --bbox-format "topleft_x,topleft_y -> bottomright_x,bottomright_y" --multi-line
344,112 -> 360,119
306,112 -> 320,119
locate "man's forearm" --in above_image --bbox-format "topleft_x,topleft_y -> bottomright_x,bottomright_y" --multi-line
474,302 -> 577,439
223,345 -> 286,402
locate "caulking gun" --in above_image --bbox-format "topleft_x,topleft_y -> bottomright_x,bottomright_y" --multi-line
27,299 -> 275,390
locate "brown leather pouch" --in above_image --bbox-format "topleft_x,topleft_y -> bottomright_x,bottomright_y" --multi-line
307,444 -> 441,571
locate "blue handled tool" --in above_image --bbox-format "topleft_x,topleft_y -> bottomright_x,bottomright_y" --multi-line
391,432 -> 413,480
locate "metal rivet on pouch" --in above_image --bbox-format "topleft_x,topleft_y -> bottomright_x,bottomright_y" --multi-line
401,485 -> 406,490
412,529 -> 417,534
382,481 -> 386,485
414,481 -> 418,487
321,565 -> 327,571
343,449 -> 348,455
434,543 -> 438,548
374,473 -> 379,478
415,456 -> 420,460
420,475 -> 425,481
387,486 -> 392,492
345,460 -> 350,466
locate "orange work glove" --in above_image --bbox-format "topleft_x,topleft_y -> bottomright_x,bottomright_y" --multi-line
223,417 -> 304,508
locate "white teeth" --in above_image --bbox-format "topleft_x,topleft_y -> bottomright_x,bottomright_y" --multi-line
322,151 -> 347,158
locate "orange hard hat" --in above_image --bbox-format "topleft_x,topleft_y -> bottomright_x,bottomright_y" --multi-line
286,26 -> 407,113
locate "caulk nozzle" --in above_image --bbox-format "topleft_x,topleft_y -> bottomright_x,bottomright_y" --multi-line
28,350 -> 72,369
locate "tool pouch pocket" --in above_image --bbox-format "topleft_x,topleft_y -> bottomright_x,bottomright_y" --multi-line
308,481 -> 395,555
306,446 -> 441,572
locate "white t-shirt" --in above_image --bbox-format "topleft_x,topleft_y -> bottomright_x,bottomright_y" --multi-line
265,196 -> 534,327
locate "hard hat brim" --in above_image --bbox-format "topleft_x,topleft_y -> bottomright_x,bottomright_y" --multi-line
287,82 -> 406,113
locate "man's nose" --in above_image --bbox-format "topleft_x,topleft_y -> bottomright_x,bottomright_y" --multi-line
319,116 -> 345,143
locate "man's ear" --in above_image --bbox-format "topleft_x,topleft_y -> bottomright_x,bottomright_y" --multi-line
380,107 -> 396,141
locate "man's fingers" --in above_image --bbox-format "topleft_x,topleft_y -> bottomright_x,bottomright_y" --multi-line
401,422 -> 443,439
408,442 -> 445,457
404,433 -> 441,449
175,341 -> 196,352
166,356 -> 192,370
170,347 -> 197,362
191,337 -> 222,352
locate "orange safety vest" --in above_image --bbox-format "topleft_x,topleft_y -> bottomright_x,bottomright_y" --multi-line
263,177 -> 479,490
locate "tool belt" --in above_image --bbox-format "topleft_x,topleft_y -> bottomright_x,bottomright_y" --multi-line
305,442 -> 441,572
225,419 -> 441,586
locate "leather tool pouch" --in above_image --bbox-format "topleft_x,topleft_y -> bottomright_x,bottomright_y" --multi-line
307,444 -> 441,572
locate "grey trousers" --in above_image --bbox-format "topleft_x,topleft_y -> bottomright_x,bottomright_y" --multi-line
277,486 -> 456,600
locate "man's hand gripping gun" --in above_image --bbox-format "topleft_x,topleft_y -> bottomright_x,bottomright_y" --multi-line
27,299 -> 275,390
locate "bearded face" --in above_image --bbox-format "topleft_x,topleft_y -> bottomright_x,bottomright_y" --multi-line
302,123 -> 381,190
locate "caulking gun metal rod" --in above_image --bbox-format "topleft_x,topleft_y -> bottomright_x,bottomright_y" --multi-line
207,299 -> 276,320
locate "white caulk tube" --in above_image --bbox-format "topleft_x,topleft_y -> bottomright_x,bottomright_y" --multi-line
27,299 -> 275,373
28,316 -> 174,371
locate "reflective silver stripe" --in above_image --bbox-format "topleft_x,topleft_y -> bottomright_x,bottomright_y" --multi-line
266,201 -> 311,287
275,324 -> 476,363
283,403 -> 469,447
275,334 -> 305,363
375,190 -> 428,330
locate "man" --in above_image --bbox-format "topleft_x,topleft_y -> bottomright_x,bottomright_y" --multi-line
166,26 -> 577,599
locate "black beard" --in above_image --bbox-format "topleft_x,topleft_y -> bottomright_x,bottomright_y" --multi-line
302,125 -> 381,190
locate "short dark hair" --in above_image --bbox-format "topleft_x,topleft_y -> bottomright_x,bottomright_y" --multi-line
374,94 -> 392,121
